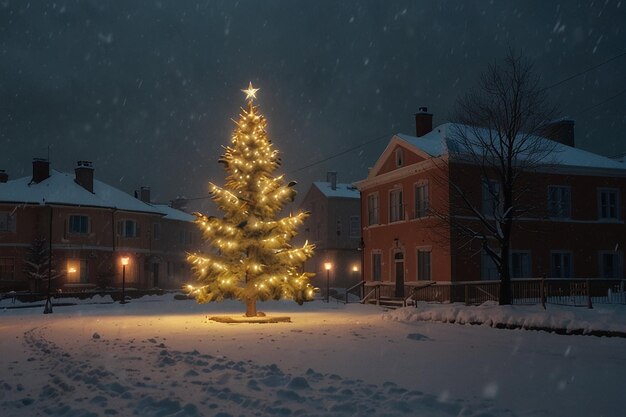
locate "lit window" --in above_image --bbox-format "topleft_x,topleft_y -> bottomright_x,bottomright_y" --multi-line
66,259 -> 89,283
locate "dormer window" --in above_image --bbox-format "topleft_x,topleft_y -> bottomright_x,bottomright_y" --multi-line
395,148 -> 404,167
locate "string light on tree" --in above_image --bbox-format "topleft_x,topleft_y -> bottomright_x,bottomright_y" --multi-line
187,82 -> 316,317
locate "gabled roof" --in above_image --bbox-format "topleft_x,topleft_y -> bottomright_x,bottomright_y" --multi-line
364,123 -> 626,182
0,170 -> 164,215
312,181 -> 359,199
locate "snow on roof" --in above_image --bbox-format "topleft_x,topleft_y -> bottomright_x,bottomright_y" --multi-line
398,123 -> 626,171
0,170 -> 163,215
152,204 -> 196,222
313,181 -> 360,199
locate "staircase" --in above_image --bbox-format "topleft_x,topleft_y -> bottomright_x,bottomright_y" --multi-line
366,296 -> 407,310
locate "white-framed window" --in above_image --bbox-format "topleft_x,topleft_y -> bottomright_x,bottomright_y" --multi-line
598,188 -> 619,220
416,248 -> 431,280
68,214 -> 89,234
117,219 -> 139,238
481,251 -> 499,280
371,251 -> 382,281
367,193 -> 379,225
349,216 -> 360,238
389,187 -> 404,223
395,148 -> 404,167
482,179 -> 501,216
153,222 -> 161,240
66,259 -> 89,283
414,181 -> 429,218
0,212 -> 15,232
548,186 -> 571,219
550,251 -> 573,278
0,258 -> 15,280
599,251 -> 622,278
510,251 -> 532,278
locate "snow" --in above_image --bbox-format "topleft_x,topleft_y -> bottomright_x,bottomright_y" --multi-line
0,170 -> 163,214
152,204 -> 196,222
313,181 -> 360,199
399,123 -> 626,172
1,295 -> 625,417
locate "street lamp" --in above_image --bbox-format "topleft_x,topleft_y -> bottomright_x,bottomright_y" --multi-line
324,261 -> 332,303
121,256 -> 129,304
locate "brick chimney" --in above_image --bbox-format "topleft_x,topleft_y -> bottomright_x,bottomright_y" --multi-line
415,107 -> 433,137
326,171 -> 337,190
31,158 -> 50,184
540,119 -> 575,148
75,161 -> 94,193
0,169 -> 7,183
138,186 -> 151,203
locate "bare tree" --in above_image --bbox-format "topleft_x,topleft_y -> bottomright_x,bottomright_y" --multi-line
445,50 -> 559,305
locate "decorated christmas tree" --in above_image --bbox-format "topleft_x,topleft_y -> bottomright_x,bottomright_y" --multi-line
187,83 -> 316,317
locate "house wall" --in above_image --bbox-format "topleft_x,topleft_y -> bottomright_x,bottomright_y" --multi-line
0,203 -> 197,291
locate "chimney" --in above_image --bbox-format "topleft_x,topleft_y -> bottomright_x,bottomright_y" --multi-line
0,170 -> 7,183
170,197 -> 188,211
415,107 -> 433,137
540,118 -> 575,147
326,171 -> 337,190
138,186 -> 151,203
31,158 -> 50,183
74,160 -> 94,193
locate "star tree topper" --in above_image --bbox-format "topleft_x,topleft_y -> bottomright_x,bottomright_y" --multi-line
241,81 -> 260,102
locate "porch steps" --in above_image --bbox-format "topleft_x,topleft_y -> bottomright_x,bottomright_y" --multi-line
367,296 -> 407,310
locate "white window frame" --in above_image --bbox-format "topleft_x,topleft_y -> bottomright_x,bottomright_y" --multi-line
389,187 -> 404,223
416,247 -> 432,281
414,180 -> 429,219
349,216 -> 360,238
118,219 -> 138,238
550,251 -> 573,278
395,148 -> 404,167
598,188 -> 619,221
599,251 -> 622,278
367,193 -> 379,226
68,214 -> 89,235
548,185 -> 571,219
510,251 -> 532,278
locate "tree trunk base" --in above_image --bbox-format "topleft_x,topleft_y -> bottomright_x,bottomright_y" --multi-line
245,298 -> 258,317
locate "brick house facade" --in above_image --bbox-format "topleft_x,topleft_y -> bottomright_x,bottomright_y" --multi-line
355,112 -> 626,296
0,159 -> 198,292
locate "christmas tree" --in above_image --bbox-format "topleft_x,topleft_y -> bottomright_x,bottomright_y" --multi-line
188,83 -> 316,317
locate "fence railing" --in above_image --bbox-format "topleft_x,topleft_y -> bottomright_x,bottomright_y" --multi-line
407,278 -> 626,307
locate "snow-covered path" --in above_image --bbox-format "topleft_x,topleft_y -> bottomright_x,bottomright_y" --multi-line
1,296 -> 625,417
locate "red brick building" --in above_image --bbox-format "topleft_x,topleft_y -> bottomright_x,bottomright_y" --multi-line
355,111 -> 626,297
0,159 -> 198,292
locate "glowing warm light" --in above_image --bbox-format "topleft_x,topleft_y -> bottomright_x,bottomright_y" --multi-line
68,267 -> 77,274
241,81 -> 259,101
352,265 -> 359,272
121,256 -> 130,266
324,262 -> 332,271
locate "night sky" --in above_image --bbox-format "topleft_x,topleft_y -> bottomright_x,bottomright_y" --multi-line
1,1 -> 625,213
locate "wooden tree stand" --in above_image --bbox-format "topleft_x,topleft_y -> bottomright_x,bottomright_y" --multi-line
208,315 -> 291,324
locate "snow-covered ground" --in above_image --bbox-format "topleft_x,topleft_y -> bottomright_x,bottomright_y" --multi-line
1,295 -> 625,417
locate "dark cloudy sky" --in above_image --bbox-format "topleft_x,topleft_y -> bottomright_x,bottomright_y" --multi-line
1,1 -> 625,213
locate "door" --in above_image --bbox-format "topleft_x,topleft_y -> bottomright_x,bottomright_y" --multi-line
394,251 -> 404,297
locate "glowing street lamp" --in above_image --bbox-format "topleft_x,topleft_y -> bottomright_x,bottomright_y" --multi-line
121,256 -> 129,304
324,261 -> 332,303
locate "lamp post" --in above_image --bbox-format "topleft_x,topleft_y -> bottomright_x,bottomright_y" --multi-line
121,256 -> 129,304
324,261 -> 332,303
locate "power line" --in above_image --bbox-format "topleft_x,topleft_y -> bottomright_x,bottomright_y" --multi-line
542,49 -> 626,91
573,87 -> 626,118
